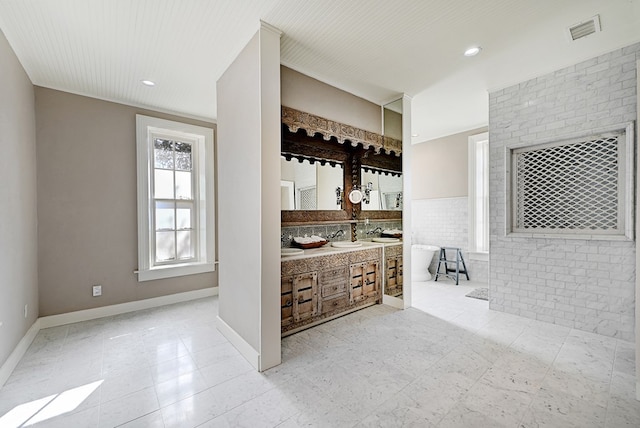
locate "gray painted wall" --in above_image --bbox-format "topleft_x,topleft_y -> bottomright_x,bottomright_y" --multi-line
281,66 -> 382,134
489,43 -> 638,341
35,87 -> 217,317
411,126 -> 487,200
0,30 -> 38,368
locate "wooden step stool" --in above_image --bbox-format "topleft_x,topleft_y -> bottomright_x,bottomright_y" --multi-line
435,247 -> 469,285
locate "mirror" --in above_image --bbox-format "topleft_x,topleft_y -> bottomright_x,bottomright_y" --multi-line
280,157 -> 343,210
382,98 -> 404,299
361,169 -> 403,211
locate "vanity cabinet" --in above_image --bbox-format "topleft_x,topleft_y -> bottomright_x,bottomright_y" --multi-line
384,244 -> 403,297
281,247 -> 382,335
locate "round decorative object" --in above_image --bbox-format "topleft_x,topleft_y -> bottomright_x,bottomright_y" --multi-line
348,189 -> 363,204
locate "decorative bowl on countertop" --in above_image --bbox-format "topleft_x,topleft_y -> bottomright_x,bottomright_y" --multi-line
381,232 -> 402,239
292,239 -> 328,249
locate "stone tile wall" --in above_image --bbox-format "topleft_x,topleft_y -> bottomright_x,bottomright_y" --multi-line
488,43 -> 638,341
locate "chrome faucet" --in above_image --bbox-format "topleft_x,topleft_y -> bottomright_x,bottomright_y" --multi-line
366,226 -> 383,235
328,229 -> 345,239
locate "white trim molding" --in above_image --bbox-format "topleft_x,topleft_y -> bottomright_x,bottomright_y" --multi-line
216,316 -> 260,371
505,122 -> 634,241
135,114 -> 216,282
468,132 -> 489,253
635,59 -> 639,403
40,287 -> 218,328
0,320 -> 40,387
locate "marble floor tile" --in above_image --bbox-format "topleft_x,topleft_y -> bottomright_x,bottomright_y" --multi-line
201,388 -> 299,428
354,393 -> 438,427
460,380 -> 534,427
117,410 -> 165,428
98,386 -> 159,428
149,354 -> 198,384
160,389 -> 222,428
154,370 -> 209,407
520,386 -> 608,428
2,283 -> 640,428
23,404 -> 100,428
99,369 -> 155,404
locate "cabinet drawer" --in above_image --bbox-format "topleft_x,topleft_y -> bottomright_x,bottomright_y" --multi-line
321,282 -> 348,297
320,266 -> 349,298
320,293 -> 350,315
320,266 -> 348,282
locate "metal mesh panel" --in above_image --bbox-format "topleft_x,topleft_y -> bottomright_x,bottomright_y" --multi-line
299,187 -> 317,210
514,135 -> 620,232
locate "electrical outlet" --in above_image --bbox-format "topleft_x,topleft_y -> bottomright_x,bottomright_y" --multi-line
24,304 -> 28,318
92,285 -> 102,297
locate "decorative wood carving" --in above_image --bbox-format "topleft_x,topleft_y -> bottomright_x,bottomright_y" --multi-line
282,106 -> 402,156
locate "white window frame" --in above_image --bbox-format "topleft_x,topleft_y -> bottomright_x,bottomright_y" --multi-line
136,115 -> 215,281
504,122 -> 634,241
468,132 -> 489,260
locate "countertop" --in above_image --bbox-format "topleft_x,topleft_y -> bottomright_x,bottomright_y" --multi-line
281,240 -> 402,261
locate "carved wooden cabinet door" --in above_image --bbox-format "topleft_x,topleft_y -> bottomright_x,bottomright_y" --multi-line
281,275 -> 294,327
362,261 -> 380,298
293,272 -> 318,322
350,262 -> 365,303
350,261 -> 379,303
385,255 -> 403,296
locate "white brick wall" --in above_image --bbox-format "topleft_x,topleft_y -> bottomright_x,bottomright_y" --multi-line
412,197 -> 488,283
489,43 -> 638,341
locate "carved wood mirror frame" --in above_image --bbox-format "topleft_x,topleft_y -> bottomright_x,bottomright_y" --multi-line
281,107 -> 402,224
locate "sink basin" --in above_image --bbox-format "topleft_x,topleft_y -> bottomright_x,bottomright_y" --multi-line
281,248 -> 304,256
372,237 -> 400,243
331,241 -> 362,248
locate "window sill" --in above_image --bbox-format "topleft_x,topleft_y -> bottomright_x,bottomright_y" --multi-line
136,262 -> 216,282
506,232 -> 632,241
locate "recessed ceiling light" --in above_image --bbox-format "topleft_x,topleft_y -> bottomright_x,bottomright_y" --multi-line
141,80 -> 156,87
464,46 -> 481,57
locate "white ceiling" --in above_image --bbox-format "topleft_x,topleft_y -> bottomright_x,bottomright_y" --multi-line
0,0 -> 638,142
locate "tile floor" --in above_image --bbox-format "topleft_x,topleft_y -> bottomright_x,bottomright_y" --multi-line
0,279 -> 638,427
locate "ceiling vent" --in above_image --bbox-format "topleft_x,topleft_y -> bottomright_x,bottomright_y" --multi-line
567,15 -> 601,41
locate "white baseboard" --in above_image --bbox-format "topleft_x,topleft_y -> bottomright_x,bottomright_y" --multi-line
40,287 -> 218,328
216,315 -> 260,371
0,319 -> 41,387
383,295 -> 405,309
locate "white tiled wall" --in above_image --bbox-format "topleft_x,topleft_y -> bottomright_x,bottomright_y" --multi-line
488,43 -> 638,341
412,197 -> 488,283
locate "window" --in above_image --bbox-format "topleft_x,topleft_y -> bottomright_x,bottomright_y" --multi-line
468,132 -> 489,255
136,115 -> 215,281
506,123 -> 634,240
